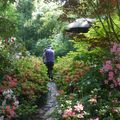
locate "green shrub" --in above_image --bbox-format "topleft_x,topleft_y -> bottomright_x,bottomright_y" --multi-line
12,56 -> 48,118
0,56 -> 48,119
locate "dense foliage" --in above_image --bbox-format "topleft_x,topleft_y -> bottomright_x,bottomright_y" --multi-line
0,0 -> 120,119
54,42 -> 120,120
0,39 -> 48,119
0,0 -> 17,38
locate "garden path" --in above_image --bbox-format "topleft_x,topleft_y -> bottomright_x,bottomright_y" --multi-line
33,81 -> 59,120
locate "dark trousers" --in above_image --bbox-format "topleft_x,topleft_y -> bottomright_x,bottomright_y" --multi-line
45,62 -> 54,79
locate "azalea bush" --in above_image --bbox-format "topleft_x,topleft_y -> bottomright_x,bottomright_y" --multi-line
0,56 -> 48,119
0,89 -> 19,120
55,65 -> 102,120
0,38 -> 49,119
0,37 -> 27,80
54,48 -> 90,93
100,42 -> 120,89
62,101 -> 85,119
11,56 -> 48,119
54,42 -> 120,119
98,42 -> 120,119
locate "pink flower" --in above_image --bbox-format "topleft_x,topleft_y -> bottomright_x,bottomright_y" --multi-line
6,105 -> 11,113
117,47 -> 120,52
99,69 -> 104,74
0,88 -> 3,95
116,64 -> 120,70
112,107 -> 119,113
90,117 -> 99,120
110,45 -> 117,52
103,64 -> 112,71
74,103 -> 84,112
108,71 -> 114,80
62,107 -> 75,118
77,112 -> 84,118
9,109 -> 16,118
108,71 -> 114,77
95,118 -> 99,120
105,60 -> 112,65
9,80 -> 17,87
112,79 -> 118,87
117,78 -> 120,86
5,75 -> 12,81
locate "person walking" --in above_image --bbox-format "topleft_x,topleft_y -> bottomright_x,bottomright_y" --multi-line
43,45 -> 55,81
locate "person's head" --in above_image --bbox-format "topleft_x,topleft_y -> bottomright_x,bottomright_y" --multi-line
48,45 -> 52,49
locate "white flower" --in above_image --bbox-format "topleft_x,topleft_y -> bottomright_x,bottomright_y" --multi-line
5,94 -> 12,100
0,115 -> 4,120
2,99 -> 6,106
66,100 -> 72,105
60,104 -> 64,107
14,100 -> 19,107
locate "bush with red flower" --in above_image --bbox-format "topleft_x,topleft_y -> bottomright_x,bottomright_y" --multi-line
0,38 -> 49,119
100,42 -> 120,89
0,89 -> 19,119
54,42 -> 120,119
62,102 -> 85,119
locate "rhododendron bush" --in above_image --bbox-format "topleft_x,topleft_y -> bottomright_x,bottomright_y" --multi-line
0,39 -> 49,119
62,102 -> 84,119
0,57 -> 48,119
0,89 -> 19,119
54,51 -> 90,93
54,43 -> 120,119
100,42 -> 120,89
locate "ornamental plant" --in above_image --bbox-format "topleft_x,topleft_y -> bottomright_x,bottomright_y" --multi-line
100,42 -> 120,89
55,42 -> 120,119
0,89 -> 19,119
0,38 -> 49,119
11,56 -> 48,119
62,102 -> 84,119
55,58 -> 90,94
55,96 -> 86,120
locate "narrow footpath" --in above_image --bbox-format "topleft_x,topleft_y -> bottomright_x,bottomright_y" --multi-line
33,82 -> 59,120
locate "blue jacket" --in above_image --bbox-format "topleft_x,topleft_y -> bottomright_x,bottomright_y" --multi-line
45,48 -> 54,62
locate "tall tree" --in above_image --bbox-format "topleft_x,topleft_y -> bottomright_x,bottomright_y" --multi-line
0,0 -> 17,38
16,0 -> 34,40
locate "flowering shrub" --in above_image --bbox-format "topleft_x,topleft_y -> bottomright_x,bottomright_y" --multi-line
55,42 -> 120,120
55,59 -> 90,94
55,95 -> 86,120
0,89 -> 19,119
2,75 -> 18,88
100,42 -> 120,89
62,102 -> 84,119
0,48 -> 48,119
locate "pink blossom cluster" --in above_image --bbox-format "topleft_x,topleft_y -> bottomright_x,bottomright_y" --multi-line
110,42 -> 120,53
90,117 -> 99,120
4,75 -> 17,88
1,89 -> 19,119
100,43 -> 120,88
62,102 -> 84,119
111,107 -> 119,113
